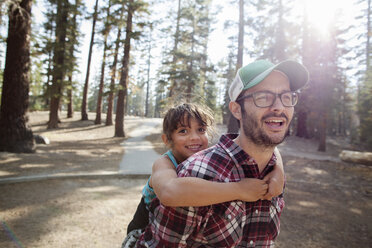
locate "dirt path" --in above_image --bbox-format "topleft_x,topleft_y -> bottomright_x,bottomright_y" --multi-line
0,112 -> 371,247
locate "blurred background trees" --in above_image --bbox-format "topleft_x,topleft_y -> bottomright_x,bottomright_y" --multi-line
0,0 -> 371,152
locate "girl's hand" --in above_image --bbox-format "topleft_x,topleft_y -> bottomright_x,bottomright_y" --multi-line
236,178 -> 268,202
262,175 -> 283,200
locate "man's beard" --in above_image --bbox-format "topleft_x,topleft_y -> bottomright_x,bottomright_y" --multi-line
241,108 -> 289,148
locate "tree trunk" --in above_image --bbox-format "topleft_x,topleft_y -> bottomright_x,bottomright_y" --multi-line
115,0 -> 133,137
339,150 -> 372,166
145,25 -> 152,117
66,0 -> 80,119
317,112 -> 327,152
227,0 -> 244,134
168,0 -> 181,98
67,90 -> 73,117
275,0 -> 286,62
81,0 -> 99,121
106,26 -> 122,126
236,0 -> 244,69
94,39 -> 107,124
0,0 -> 35,153
67,75 -> 74,118
95,4 -> 111,125
48,0 -> 68,129
185,7 -> 196,100
106,7 -> 124,126
296,109 -> 309,138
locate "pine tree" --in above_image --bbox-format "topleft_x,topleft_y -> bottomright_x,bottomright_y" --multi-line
65,0 -> 83,118
160,0 -> 214,106
115,0 -> 148,137
81,0 -> 99,121
250,0 -> 297,62
299,7 -> 352,151
48,0 -> 69,129
357,0 -> 372,150
227,0 -> 244,133
39,1 -> 57,110
106,2 -> 125,126
144,23 -> 153,117
95,0 -> 112,124
0,0 -> 35,153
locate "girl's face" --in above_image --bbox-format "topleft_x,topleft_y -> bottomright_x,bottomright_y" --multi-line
169,117 -> 209,163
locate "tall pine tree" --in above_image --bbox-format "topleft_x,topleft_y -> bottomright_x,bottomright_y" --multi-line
0,0 -> 35,152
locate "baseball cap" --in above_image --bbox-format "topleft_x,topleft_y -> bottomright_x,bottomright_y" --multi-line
228,59 -> 309,101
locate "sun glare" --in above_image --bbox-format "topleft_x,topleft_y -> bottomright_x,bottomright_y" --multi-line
301,0 -> 356,37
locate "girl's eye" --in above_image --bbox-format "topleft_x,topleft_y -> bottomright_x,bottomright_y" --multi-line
198,127 -> 206,133
178,129 -> 187,134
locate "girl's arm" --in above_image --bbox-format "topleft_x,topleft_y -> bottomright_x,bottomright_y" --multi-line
262,147 -> 285,200
150,156 -> 268,207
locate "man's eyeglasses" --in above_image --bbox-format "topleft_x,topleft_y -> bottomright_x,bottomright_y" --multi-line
237,91 -> 299,108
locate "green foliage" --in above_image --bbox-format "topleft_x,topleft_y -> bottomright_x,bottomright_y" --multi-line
249,0 -> 300,62
160,0 -> 214,103
354,0 -> 372,150
9,0 -> 367,147
29,56 -> 46,111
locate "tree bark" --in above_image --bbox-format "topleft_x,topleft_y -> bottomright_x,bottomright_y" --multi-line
339,150 -> 372,166
48,0 -> 68,129
106,16 -> 123,126
227,0 -> 244,134
317,112 -> 327,152
145,25 -> 152,117
81,0 -> 99,121
115,0 -> 133,137
95,2 -> 111,125
67,82 -> 73,118
236,0 -> 244,69
296,110 -> 309,138
0,0 -> 35,153
106,4 -> 125,126
168,0 -> 181,98
66,0 -> 80,119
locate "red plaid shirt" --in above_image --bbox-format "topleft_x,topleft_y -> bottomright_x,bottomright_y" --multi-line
136,134 -> 284,248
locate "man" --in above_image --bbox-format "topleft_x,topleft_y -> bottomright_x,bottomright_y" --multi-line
136,59 -> 309,247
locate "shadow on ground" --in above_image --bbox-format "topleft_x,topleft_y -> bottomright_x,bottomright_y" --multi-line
276,156 -> 372,248
0,178 -> 147,248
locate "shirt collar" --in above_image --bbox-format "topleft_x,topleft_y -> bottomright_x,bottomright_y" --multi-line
219,133 -> 277,168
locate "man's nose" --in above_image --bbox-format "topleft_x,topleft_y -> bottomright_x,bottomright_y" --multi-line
270,95 -> 285,113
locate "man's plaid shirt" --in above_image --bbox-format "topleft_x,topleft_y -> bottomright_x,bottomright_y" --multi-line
136,134 -> 285,248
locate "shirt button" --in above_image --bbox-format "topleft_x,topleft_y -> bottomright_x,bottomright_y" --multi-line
255,209 -> 258,214
227,214 -> 231,220
250,240 -> 254,246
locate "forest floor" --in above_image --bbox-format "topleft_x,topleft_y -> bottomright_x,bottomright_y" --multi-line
0,111 -> 371,248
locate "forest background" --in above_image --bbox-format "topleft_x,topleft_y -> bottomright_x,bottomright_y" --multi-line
0,0 -> 371,153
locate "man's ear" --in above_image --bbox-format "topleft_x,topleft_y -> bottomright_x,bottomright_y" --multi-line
229,101 -> 242,120
161,134 -> 169,146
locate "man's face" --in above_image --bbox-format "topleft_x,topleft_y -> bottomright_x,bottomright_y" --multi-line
239,71 -> 294,147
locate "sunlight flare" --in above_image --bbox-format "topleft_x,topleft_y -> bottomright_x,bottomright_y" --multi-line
300,0 -> 356,37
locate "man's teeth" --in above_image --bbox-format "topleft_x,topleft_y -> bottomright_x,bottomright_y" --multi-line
266,120 -> 283,123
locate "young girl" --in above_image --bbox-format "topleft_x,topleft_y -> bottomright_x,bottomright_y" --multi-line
122,103 -> 284,247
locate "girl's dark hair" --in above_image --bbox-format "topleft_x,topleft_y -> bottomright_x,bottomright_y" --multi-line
162,103 -> 214,143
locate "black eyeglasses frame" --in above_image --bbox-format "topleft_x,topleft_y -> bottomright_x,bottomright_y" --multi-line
236,90 -> 299,108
